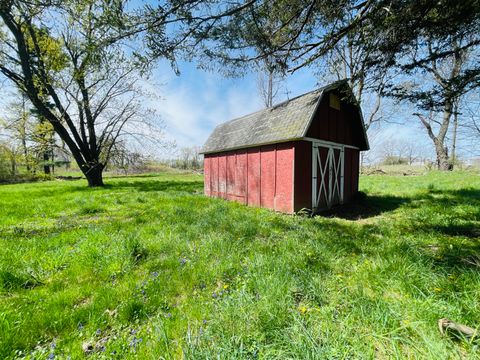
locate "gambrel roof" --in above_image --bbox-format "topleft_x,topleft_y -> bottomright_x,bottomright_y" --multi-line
201,81 -> 369,154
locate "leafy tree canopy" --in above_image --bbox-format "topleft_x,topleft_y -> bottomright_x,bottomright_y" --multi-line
142,0 -> 479,108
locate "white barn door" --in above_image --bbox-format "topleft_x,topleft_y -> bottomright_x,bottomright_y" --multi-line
312,141 -> 345,210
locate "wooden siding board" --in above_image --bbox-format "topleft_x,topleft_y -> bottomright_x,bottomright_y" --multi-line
235,150 -> 248,203
204,156 -> 211,196
247,148 -> 261,206
226,153 -> 236,200
210,156 -> 219,197
260,145 -> 276,209
318,104 -> 328,142
293,141 -> 312,211
275,143 -> 294,213
337,110 -> 345,144
328,107 -> 337,141
218,154 -> 227,198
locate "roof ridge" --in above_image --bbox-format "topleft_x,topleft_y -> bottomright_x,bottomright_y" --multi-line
269,79 -> 349,110
269,87 -> 321,110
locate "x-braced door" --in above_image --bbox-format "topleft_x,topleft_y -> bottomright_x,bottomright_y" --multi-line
312,142 -> 344,210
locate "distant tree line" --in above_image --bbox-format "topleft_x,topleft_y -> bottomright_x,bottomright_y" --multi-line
163,147 -> 203,171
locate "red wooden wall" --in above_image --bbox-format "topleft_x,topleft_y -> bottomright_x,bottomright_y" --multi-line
293,141 -> 312,211
343,147 -> 360,203
205,140 -> 360,213
204,142 -> 295,213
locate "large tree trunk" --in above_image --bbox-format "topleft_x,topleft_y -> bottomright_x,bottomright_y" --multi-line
84,165 -> 104,187
51,147 -> 55,175
434,141 -> 451,170
43,151 -> 51,175
417,102 -> 453,171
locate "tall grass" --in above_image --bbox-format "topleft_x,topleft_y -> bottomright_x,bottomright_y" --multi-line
0,171 -> 478,359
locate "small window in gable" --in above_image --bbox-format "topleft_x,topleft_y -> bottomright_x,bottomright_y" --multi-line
329,93 -> 341,110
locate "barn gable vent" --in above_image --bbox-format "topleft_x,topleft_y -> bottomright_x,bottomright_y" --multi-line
329,93 -> 341,110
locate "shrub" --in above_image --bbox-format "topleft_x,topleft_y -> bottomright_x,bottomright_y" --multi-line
382,156 -> 408,165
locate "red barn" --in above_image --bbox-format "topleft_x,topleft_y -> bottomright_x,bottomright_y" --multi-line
201,81 -> 369,214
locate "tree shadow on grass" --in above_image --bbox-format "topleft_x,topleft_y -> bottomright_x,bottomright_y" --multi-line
107,172 -> 198,179
318,193 -> 411,220
7,178 -> 204,200
317,187 -> 480,272
430,224 -> 480,238
106,179 -> 204,193
395,238 -> 480,273
403,188 -> 480,238
432,242 -> 480,270
319,187 -> 480,222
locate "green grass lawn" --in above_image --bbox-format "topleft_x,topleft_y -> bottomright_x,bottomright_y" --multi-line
0,171 -> 479,359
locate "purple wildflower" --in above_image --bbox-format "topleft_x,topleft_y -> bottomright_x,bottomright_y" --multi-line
129,336 -> 143,349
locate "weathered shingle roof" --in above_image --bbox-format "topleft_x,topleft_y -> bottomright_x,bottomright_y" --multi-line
201,81 -> 366,154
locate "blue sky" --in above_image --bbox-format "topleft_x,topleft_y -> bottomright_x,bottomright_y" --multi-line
145,60 -> 317,151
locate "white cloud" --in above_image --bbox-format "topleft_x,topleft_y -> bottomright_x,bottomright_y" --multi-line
142,70 -> 264,156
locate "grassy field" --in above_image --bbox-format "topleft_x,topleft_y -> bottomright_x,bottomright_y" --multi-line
0,170 -> 479,359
